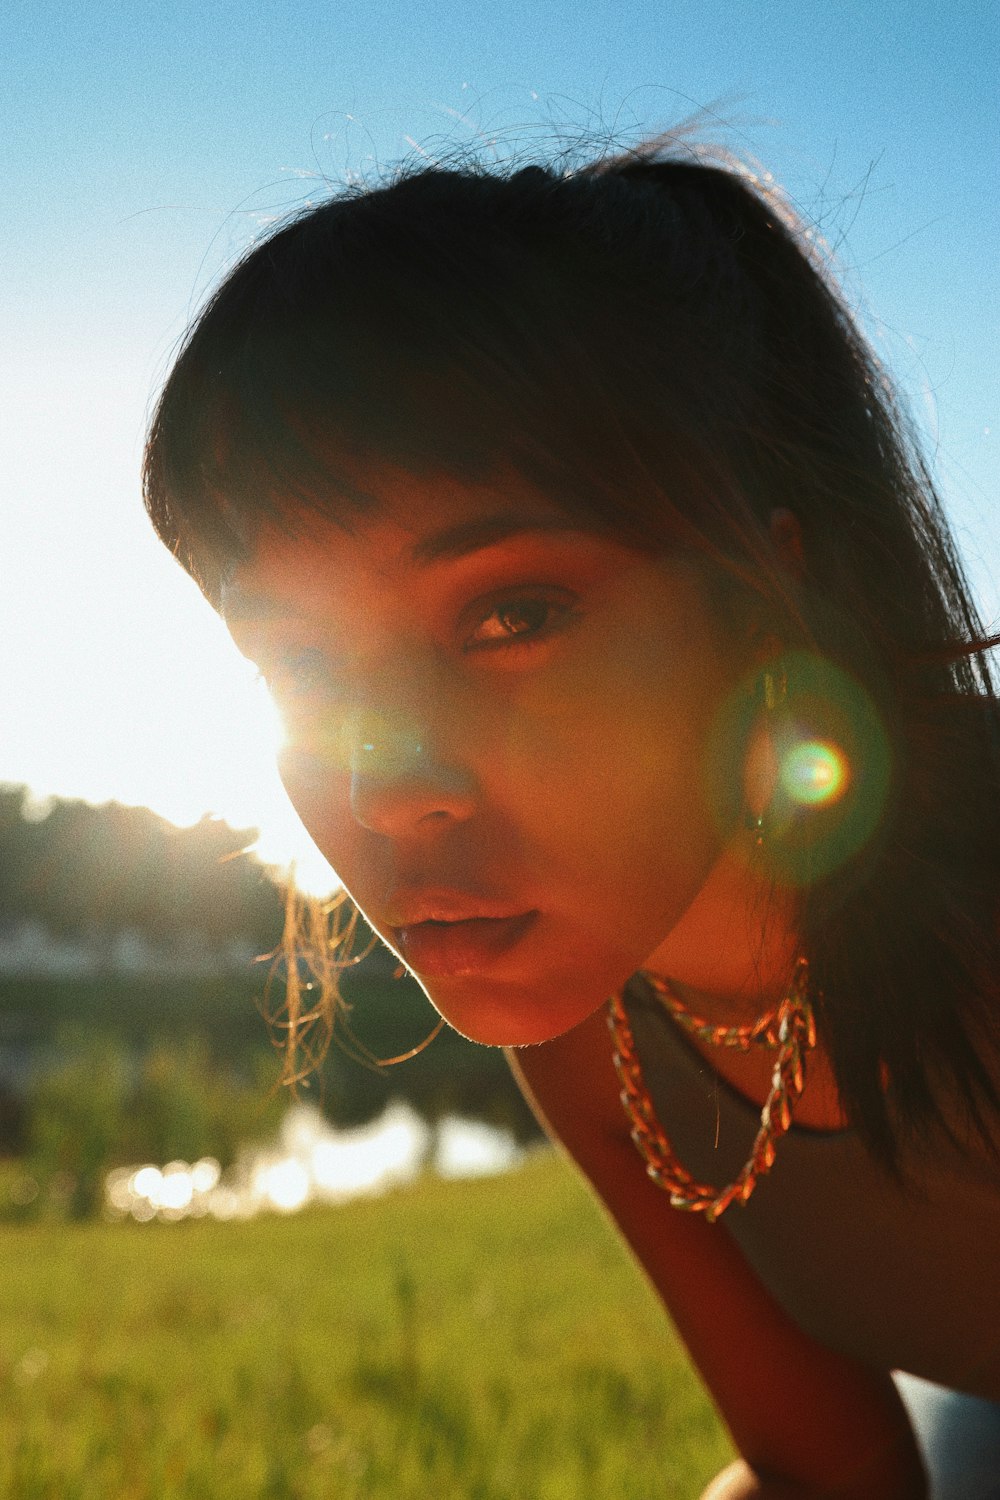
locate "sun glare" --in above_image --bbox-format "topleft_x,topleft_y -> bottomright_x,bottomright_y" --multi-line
2,524 -> 342,898
780,739 -> 850,807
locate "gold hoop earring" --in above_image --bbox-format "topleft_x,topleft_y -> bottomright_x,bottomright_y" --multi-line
745,662 -> 788,847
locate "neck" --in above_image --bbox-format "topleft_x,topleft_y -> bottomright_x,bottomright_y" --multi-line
641,839 -> 800,1025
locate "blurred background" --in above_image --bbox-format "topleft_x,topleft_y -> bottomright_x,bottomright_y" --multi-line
1,1 -> 996,1494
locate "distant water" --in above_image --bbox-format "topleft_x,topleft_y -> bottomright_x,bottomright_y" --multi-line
104,1101 -> 525,1222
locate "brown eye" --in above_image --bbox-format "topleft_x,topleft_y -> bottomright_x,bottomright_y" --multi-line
463,591 -> 577,651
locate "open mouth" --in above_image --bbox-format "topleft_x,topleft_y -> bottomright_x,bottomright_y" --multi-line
390,912 -> 538,977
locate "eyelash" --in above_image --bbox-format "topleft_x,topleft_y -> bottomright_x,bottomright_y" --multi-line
461,588 -> 580,655
255,588 -> 580,701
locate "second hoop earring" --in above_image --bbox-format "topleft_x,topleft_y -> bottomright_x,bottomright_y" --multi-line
745,662 -> 788,848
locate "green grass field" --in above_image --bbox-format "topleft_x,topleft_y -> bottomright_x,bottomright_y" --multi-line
0,1149 -> 733,1499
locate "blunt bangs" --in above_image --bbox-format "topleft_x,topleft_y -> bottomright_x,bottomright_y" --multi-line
144,162 -> 794,608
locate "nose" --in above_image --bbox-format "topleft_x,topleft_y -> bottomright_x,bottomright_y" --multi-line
347,708 -> 478,836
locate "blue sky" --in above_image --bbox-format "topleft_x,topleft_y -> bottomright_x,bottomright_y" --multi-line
3,0 -> 997,868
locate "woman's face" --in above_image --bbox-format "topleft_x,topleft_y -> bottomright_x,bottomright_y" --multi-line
222,470 -> 747,1046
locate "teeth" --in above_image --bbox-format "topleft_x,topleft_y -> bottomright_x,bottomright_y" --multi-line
422,915 -> 497,925
388,902 -> 529,926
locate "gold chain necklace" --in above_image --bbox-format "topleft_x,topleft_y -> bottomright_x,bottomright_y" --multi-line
607,958 -> 816,1223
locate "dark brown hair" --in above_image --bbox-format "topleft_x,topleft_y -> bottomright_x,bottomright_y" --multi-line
144,135 -> 1000,1174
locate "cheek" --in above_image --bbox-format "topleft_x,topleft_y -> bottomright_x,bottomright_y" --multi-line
276,749 -> 358,880
499,638 -> 729,877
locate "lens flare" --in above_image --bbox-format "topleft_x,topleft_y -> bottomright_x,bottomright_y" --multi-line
711,650 -> 892,886
780,739 -> 849,807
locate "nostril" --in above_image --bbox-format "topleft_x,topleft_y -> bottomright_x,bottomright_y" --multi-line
349,750 -> 477,834
344,706 -> 476,833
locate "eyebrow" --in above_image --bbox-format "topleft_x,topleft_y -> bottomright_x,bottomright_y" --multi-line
408,512 -> 583,565
221,512 -> 588,622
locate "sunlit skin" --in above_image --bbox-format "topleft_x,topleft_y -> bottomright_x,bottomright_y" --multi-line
222,469 -> 805,1053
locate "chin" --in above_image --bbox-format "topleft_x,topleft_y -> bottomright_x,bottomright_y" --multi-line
412,973 -> 612,1049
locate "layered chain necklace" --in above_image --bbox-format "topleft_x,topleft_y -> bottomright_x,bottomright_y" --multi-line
607,957 -> 816,1223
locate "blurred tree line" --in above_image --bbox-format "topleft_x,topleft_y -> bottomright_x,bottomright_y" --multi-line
0,787 -> 541,1218
0,784 -> 281,954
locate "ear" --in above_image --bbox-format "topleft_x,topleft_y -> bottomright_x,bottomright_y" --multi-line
768,508 -> 806,580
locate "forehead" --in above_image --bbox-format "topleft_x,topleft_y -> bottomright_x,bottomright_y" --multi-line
220,467 -> 606,621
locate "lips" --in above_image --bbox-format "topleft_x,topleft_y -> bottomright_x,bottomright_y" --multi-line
390,911 -> 539,977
